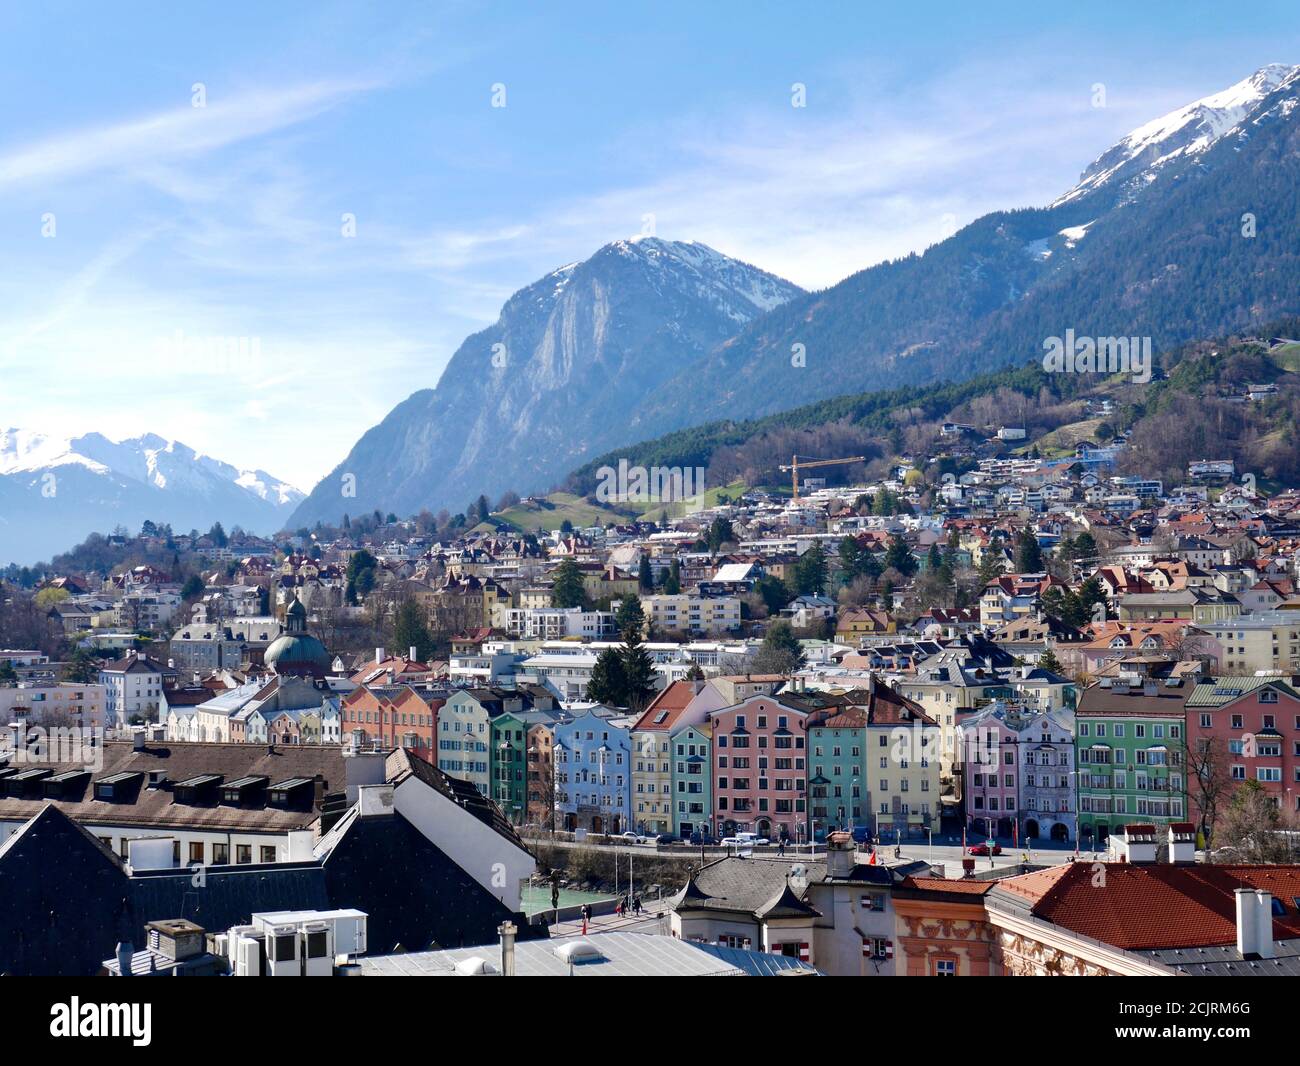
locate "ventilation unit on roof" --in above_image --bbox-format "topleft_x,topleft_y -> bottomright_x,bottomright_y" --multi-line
553,940 -> 603,964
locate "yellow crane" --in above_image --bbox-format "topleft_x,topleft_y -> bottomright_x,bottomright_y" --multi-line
778,455 -> 866,504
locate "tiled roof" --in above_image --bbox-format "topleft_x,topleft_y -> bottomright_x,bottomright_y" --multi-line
900,876 -> 997,896
993,862 -> 1300,951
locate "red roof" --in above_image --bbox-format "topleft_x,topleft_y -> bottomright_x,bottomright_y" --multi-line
998,862 -> 1300,950
632,680 -> 702,732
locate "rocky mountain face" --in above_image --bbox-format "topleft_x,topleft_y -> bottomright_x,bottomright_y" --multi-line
288,238 -> 803,526
294,65 -> 1300,527
621,64 -> 1300,439
0,430 -> 303,565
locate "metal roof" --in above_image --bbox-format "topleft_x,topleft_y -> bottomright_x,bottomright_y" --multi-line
357,930 -> 818,977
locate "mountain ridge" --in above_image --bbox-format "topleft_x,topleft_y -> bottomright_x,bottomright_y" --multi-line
287,237 -> 803,527
0,429 -> 304,565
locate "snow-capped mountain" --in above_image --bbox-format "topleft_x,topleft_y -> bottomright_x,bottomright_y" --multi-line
288,237 -> 802,526
0,430 -> 303,565
1057,62 -> 1300,205
621,64 -> 1300,436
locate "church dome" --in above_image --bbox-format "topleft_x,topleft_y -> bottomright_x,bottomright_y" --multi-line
265,595 -> 330,678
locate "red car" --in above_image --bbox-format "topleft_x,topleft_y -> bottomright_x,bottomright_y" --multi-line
969,842 -> 1002,856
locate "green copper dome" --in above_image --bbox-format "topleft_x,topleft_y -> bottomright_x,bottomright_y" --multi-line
265,595 -> 330,677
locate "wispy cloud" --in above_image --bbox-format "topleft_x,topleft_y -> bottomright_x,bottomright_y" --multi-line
0,79 -> 378,187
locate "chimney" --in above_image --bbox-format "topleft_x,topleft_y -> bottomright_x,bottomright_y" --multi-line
133,729 -> 146,752
1143,680 -> 1158,698
1236,888 -> 1276,959
498,920 -> 517,977
1111,824 -> 1157,864
1167,822 -> 1196,864
827,831 -> 855,877
376,646 -> 385,664
409,645 -> 418,661
115,942 -> 134,976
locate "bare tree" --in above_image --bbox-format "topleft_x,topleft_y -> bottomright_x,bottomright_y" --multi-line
1186,736 -> 1233,845
1212,781 -> 1299,864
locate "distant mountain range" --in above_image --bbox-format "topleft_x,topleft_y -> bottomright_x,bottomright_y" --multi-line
289,63 -> 1300,528
620,63 -> 1300,439
287,238 -> 802,527
0,430 -> 303,566
18,64 -> 1300,555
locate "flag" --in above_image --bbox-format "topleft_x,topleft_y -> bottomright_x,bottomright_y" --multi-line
1013,820 -> 1018,847
868,848 -> 877,865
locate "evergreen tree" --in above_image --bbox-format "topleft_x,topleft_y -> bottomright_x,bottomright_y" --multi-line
838,536 -> 862,582
638,554 -> 653,591
392,600 -> 436,661
1078,575 -> 1109,622
754,574 -> 791,615
1037,645 -> 1063,674
794,542 -> 828,595
552,558 -> 587,609
587,647 -> 628,706
706,517 -> 734,553
615,594 -> 647,641
663,558 -> 681,595
1016,530 -> 1044,573
883,535 -> 916,577
752,620 -> 806,676
619,621 -> 658,712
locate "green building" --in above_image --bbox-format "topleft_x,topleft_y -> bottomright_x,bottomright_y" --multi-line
490,711 -> 530,825
1074,681 -> 1189,845
807,710 -> 868,839
670,723 -> 712,839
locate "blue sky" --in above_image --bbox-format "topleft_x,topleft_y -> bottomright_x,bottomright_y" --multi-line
1,1 -> 1296,491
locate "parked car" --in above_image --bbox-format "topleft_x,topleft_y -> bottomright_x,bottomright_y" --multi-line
969,842 -> 1002,856
655,833 -> 679,845
689,831 -> 716,846
618,831 -> 648,844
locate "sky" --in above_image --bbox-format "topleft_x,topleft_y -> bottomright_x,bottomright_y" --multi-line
1,1 -> 1297,492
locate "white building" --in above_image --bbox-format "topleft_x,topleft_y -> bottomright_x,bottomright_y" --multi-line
98,654 -> 172,727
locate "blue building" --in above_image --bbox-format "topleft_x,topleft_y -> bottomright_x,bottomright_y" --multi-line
554,707 -> 632,834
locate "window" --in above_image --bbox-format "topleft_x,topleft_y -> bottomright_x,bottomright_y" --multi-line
933,958 -> 957,976
212,842 -> 229,864
188,842 -> 204,864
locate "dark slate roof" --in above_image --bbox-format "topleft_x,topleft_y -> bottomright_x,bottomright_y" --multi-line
672,855 -> 829,916
0,741 -> 343,833
386,748 -> 529,854
0,806 -> 136,977
1138,942 -> 1300,976
0,803 -> 537,976
320,808 -> 536,953
756,881 -> 822,919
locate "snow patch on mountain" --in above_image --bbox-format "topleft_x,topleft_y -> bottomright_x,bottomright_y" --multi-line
1056,63 -> 1300,206
0,430 -> 304,563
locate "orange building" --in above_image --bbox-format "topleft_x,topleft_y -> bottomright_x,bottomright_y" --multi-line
892,877 -> 998,976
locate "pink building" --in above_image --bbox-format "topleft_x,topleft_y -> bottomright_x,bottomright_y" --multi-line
960,703 -> 1022,839
710,694 -> 809,841
1186,676 -> 1300,827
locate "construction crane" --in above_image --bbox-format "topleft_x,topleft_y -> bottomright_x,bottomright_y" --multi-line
778,455 -> 866,504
